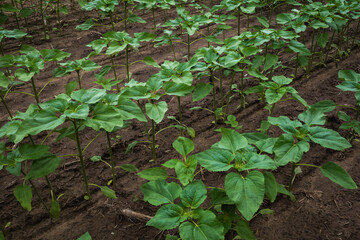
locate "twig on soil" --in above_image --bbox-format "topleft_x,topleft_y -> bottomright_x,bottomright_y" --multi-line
120,209 -> 152,222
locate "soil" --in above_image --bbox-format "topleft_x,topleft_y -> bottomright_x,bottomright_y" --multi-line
1,1 -> 360,240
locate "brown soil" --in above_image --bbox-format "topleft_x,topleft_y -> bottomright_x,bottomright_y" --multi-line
1,1 -> 359,240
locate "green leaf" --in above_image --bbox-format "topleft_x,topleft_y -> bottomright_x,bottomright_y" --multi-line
173,137 -> 194,158
194,149 -> 233,172
310,100 -> 336,112
175,157 -> 197,186
50,198 -> 61,219
263,53 -> 278,71
179,209 -> 224,240
85,103 -> 123,132
241,153 -> 277,171
65,81 -> 77,96
15,68 -> 35,82
143,56 -> 160,68
17,144 -> 50,162
147,204 -> 185,230
76,19 -> 94,30
273,134 -> 310,166
234,219 -> 256,240
217,128 -> 248,154
321,162 -> 357,189
338,69 -> 360,82
1,3 -> 19,12
308,127 -> 352,151
64,104 -> 89,120
142,179 -> 182,206
134,32 -> 156,41
225,171 -> 265,221
99,186 -> 117,199
120,164 -> 138,172
163,82 -> 194,96
40,49 -> 71,62
298,108 -> 326,126
117,96 -> 147,122
316,33 -> 328,48
166,235 -> 179,240
71,88 -> 106,104
14,184 -> 32,211
209,188 -> 234,205
265,87 -> 286,104
192,82 -> 213,102
77,232 -> 92,240
15,110 -> 66,143
263,172 -> 277,203
0,71 -> 9,88
138,167 -> 168,181
288,40 -> 311,56
145,101 -> 168,124
26,153 -> 62,179
257,16 -> 269,28
181,180 -> 207,209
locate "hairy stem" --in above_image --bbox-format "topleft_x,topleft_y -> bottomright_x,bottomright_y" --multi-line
106,131 -> 116,187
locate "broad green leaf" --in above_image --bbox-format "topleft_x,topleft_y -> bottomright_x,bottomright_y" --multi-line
257,16 -> 269,28
263,172 -> 277,203
308,127 -> 352,151
117,96 -> 147,122
26,153 -> 62,179
71,88 -> 106,104
66,81 -> 77,96
77,232 -> 92,240
192,82 -> 213,102
142,180 -> 182,206
225,171 -> 265,221
288,40 -> 311,56
1,3 -> 19,12
298,108 -> 326,126
0,71 -> 9,88
241,153 -> 277,171
338,69 -> 360,82
172,137 -> 194,158
263,53 -> 278,71
120,164 -> 138,172
194,149 -> 233,172
147,204 -> 185,230
310,100 -> 336,112
138,167 -> 168,181
50,198 -> 61,219
15,68 -> 35,82
85,102 -> 123,132
209,188 -> 234,205
179,209 -> 224,240
321,162 -> 357,189
15,110 -> 66,143
14,184 -> 32,211
268,116 -> 302,134
316,33 -> 328,48
163,82 -> 194,96
180,180 -> 207,209
265,87 -> 286,104
17,144 -> 50,162
162,159 -> 180,169
76,19 -> 94,30
40,49 -> 71,62
99,186 -> 117,199
217,128 -> 248,154
273,134 -> 310,166
145,101 -> 168,124
166,235 -> 179,240
234,219 -> 256,240
64,104 -> 89,120
134,32 -> 156,42
255,137 -> 277,154
3,29 -> 26,39
121,86 -> 151,100
143,56 -> 160,68
175,157 -> 197,186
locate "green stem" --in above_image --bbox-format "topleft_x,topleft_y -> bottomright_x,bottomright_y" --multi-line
152,8 -> 156,31
237,7 -> 241,35
170,40 -> 176,61
288,162 -> 296,191
137,100 -> 150,141
76,70 -> 82,89
219,67 -> 224,107
110,55 -> 120,92
39,0 -> 49,39
307,29 -> 316,75
177,96 -> 183,136
30,77 -> 40,106
224,71 -> 236,118
126,45 -> 130,82
351,19 -> 360,49
325,30 -> 335,62
294,52 -> 299,79
240,66 -> 245,109
73,120 -> 90,199
210,68 -> 217,126
151,119 -> 156,161
109,11 -> 115,31
106,131 -> 116,187
124,1 -> 128,32
187,34 -> 190,60
296,163 -> 320,168
45,176 -> 54,193
0,94 -> 13,118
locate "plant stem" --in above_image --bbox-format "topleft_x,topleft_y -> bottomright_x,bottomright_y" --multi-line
307,29 -> 316,75
170,40 -> 176,61
219,67 -> 224,107
224,71 -> 236,118
106,131 -> 116,187
210,68 -> 217,126
0,94 -> 13,118
237,7 -> 241,35
109,11 -> 115,31
124,1 -> 128,32
152,8 -> 156,31
351,19 -> 360,49
288,162 -> 296,191
110,56 -> 120,92
45,176 -> 54,193
76,70 -> 82,89
73,120 -> 90,199
294,52 -> 299,79
39,0 -> 49,39
136,100 -> 150,141
325,30 -> 335,62
126,45 -> 130,82
240,66 -> 245,109
151,119 -> 156,161
187,34 -> 190,60
30,77 -> 40,106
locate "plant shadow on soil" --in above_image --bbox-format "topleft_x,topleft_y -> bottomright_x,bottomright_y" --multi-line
0,1 -> 360,239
